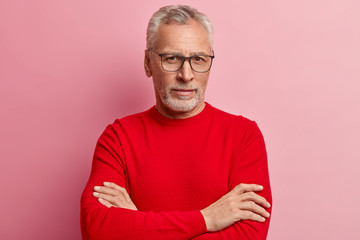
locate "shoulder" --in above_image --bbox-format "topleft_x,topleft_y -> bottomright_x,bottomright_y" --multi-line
207,104 -> 265,145
100,107 -> 154,138
208,103 -> 257,130
114,107 -> 153,126
207,104 -> 265,150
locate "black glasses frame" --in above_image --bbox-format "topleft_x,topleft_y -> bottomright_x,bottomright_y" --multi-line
149,49 -> 215,73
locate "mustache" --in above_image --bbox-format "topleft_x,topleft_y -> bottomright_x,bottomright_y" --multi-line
170,84 -> 198,90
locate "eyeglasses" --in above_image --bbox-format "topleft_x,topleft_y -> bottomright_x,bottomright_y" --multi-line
149,49 -> 215,73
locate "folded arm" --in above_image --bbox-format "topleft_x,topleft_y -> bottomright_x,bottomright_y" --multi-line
81,121 -> 272,239
92,181 -> 270,240
191,121 -> 272,239
81,126 -> 207,240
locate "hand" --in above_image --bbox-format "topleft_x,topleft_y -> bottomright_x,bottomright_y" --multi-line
200,183 -> 271,232
93,182 -> 138,210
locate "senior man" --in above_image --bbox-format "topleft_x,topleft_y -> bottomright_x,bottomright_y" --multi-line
81,5 -> 272,240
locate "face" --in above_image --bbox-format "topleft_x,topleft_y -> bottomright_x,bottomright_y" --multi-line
144,19 -> 213,118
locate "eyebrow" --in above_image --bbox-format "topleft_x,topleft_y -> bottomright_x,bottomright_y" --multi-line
161,51 -> 212,56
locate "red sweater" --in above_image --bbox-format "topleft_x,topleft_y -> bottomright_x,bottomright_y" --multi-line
81,103 -> 272,239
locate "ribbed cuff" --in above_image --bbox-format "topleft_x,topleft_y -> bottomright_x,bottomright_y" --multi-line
184,210 -> 207,239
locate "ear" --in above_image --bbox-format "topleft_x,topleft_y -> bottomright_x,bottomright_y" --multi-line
144,50 -> 152,77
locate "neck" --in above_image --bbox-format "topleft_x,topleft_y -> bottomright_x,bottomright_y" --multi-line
155,102 -> 206,119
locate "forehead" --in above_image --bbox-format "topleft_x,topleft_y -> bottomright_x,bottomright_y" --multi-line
155,19 -> 212,54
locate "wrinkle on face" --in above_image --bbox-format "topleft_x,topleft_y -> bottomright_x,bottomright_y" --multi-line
148,19 -> 213,119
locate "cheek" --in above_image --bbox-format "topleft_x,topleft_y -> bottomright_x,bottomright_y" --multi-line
152,76 -> 168,92
153,72 -> 177,88
198,75 -> 209,89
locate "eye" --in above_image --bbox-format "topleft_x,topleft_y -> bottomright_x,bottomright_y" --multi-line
164,55 -> 181,64
192,56 -> 206,64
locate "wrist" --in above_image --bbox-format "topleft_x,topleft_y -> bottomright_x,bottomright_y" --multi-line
200,209 -> 214,232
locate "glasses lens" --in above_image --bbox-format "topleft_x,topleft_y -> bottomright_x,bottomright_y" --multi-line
190,56 -> 212,72
161,54 -> 183,72
161,54 -> 213,72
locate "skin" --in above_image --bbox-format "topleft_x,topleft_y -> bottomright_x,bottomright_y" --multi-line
144,19 -> 212,119
93,19 -> 271,232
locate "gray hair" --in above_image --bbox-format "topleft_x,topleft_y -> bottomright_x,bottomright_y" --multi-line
146,5 -> 214,50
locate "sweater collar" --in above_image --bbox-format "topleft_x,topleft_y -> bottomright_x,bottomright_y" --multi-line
149,102 -> 214,126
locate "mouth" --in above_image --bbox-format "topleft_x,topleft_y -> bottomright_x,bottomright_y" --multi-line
172,89 -> 196,96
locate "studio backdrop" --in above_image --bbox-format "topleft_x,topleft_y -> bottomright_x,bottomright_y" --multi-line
0,0 -> 359,239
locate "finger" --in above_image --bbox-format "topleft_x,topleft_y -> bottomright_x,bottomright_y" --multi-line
94,186 -> 121,197
237,210 -> 267,223
93,190 -> 136,210
99,185 -> 134,207
93,191 -> 119,206
239,201 -> 270,219
240,191 -> 271,208
103,182 -> 133,203
233,183 -> 264,194
98,197 -> 115,208
103,182 -> 125,192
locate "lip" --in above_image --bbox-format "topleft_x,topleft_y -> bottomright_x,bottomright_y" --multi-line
173,89 -> 195,96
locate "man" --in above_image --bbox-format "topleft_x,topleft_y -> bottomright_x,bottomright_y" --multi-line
81,5 -> 272,240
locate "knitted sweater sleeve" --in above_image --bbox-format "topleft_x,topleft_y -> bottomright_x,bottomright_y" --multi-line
192,121 -> 272,240
80,124 -> 207,240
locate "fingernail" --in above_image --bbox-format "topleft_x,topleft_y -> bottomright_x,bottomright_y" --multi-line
94,186 -> 101,191
98,198 -> 103,202
261,217 -> 266,222
103,182 -> 110,186
266,212 -> 270,217
257,185 -> 264,190
93,192 -> 99,197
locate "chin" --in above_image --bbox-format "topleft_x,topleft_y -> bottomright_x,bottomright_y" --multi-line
163,96 -> 201,112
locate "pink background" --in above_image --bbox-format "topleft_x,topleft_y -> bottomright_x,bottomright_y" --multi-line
1,0 -> 359,239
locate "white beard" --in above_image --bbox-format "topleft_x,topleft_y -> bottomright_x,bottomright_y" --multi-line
158,84 -> 204,112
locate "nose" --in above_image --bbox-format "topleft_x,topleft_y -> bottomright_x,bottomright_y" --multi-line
177,59 -> 194,82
